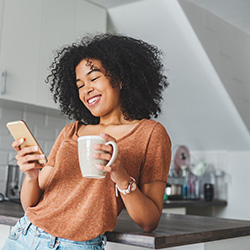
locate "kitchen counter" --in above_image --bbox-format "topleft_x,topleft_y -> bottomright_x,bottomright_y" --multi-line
0,201 -> 24,219
1,201 -> 250,249
163,199 -> 227,208
0,199 -> 227,219
106,210 -> 250,249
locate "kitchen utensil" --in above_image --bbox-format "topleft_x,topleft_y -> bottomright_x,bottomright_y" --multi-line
173,145 -> 190,176
191,160 -> 206,177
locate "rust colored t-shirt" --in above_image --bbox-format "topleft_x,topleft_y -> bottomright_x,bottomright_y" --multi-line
26,119 -> 171,241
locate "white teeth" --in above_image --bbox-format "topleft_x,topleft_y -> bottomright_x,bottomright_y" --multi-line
88,97 -> 100,104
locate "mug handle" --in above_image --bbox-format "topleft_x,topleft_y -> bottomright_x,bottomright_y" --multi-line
105,141 -> 118,167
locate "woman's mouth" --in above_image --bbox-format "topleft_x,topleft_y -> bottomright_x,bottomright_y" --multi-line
87,95 -> 101,106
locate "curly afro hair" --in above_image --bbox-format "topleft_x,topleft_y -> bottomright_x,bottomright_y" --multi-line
46,33 -> 169,124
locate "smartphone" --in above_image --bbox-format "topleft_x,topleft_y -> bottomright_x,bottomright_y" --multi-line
6,120 -> 47,165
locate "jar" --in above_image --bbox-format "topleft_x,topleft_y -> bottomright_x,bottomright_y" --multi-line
214,170 -> 227,200
204,183 -> 214,201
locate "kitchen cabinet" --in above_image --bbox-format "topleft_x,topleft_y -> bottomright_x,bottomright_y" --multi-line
0,0 -> 4,47
36,0 -> 76,109
0,224 -> 10,248
0,0 -> 107,110
0,0 -> 43,105
36,0 -> 107,109
162,207 -> 186,214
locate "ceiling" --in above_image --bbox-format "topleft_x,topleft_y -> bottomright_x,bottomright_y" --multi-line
88,0 -> 250,33
186,0 -> 250,35
87,0 -> 145,9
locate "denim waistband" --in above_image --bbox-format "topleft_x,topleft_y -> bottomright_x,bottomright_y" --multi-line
20,214 -> 106,247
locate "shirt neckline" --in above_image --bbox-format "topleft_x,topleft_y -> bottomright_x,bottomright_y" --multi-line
74,119 -> 147,142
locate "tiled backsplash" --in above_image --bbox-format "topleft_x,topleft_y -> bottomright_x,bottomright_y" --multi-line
0,105 -> 71,195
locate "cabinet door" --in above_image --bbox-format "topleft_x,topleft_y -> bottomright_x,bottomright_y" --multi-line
0,224 -> 10,248
75,0 -> 107,38
36,0 -> 107,109
0,0 -> 4,42
36,0 -> 77,109
0,0 -> 43,104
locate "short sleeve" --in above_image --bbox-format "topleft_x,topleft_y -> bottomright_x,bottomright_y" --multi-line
139,123 -> 171,186
46,125 -> 68,167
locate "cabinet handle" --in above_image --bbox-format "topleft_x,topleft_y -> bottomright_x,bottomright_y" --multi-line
1,70 -> 7,95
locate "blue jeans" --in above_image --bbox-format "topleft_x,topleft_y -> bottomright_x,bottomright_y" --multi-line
2,215 -> 106,249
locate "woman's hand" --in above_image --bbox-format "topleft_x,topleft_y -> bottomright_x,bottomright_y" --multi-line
92,133 -> 130,186
13,138 -> 46,180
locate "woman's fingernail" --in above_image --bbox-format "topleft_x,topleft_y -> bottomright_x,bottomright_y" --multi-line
40,154 -> 45,158
19,138 -> 24,143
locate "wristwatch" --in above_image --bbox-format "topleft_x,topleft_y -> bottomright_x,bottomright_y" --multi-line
115,177 -> 137,197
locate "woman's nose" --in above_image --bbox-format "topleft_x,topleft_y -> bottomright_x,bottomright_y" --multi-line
84,85 -> 94,95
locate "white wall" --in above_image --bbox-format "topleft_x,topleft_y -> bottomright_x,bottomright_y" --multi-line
178,0 -> 250,135
217,151 -> 250,220
107,0 -> 250,220
107,0 -> 250,151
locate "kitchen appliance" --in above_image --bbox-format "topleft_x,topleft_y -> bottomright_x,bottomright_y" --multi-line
172,145 -> 190,199
166,183 -> 183,200
173,145 -> 190,176
5,164 -> 24,202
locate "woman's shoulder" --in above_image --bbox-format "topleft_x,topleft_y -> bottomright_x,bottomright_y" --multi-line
127,119 -> 168,139
60,120 -> 79,137
140,119 -> 171,143
140,119 -> 166,131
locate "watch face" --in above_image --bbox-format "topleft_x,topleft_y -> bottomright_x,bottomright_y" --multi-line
131,182 -> 137,192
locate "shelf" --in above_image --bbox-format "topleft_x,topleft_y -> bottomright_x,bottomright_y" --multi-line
163,199 -> 227,208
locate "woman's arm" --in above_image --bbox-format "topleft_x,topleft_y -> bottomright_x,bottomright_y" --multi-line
13,138 -> 53,211
20,165 -> 53,211
93,133 -> 168,232
116,176 -> 166,232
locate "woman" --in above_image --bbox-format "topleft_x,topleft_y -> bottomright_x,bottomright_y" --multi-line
3,34 -> 171,249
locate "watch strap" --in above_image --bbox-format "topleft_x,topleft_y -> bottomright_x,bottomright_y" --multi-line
115,177 -> 136,197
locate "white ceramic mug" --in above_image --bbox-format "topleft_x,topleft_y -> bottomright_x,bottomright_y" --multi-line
78,135 -> 118,178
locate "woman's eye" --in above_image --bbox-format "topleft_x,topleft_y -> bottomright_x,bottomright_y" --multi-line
91,76 -> 100,82
78,85 -> 84,90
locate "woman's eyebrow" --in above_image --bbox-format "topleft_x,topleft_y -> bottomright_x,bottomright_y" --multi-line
75,68 -> 101,82
87,68 -> 101,76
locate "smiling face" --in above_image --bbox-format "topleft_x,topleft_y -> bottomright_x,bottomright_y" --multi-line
75,59 -> 122,120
